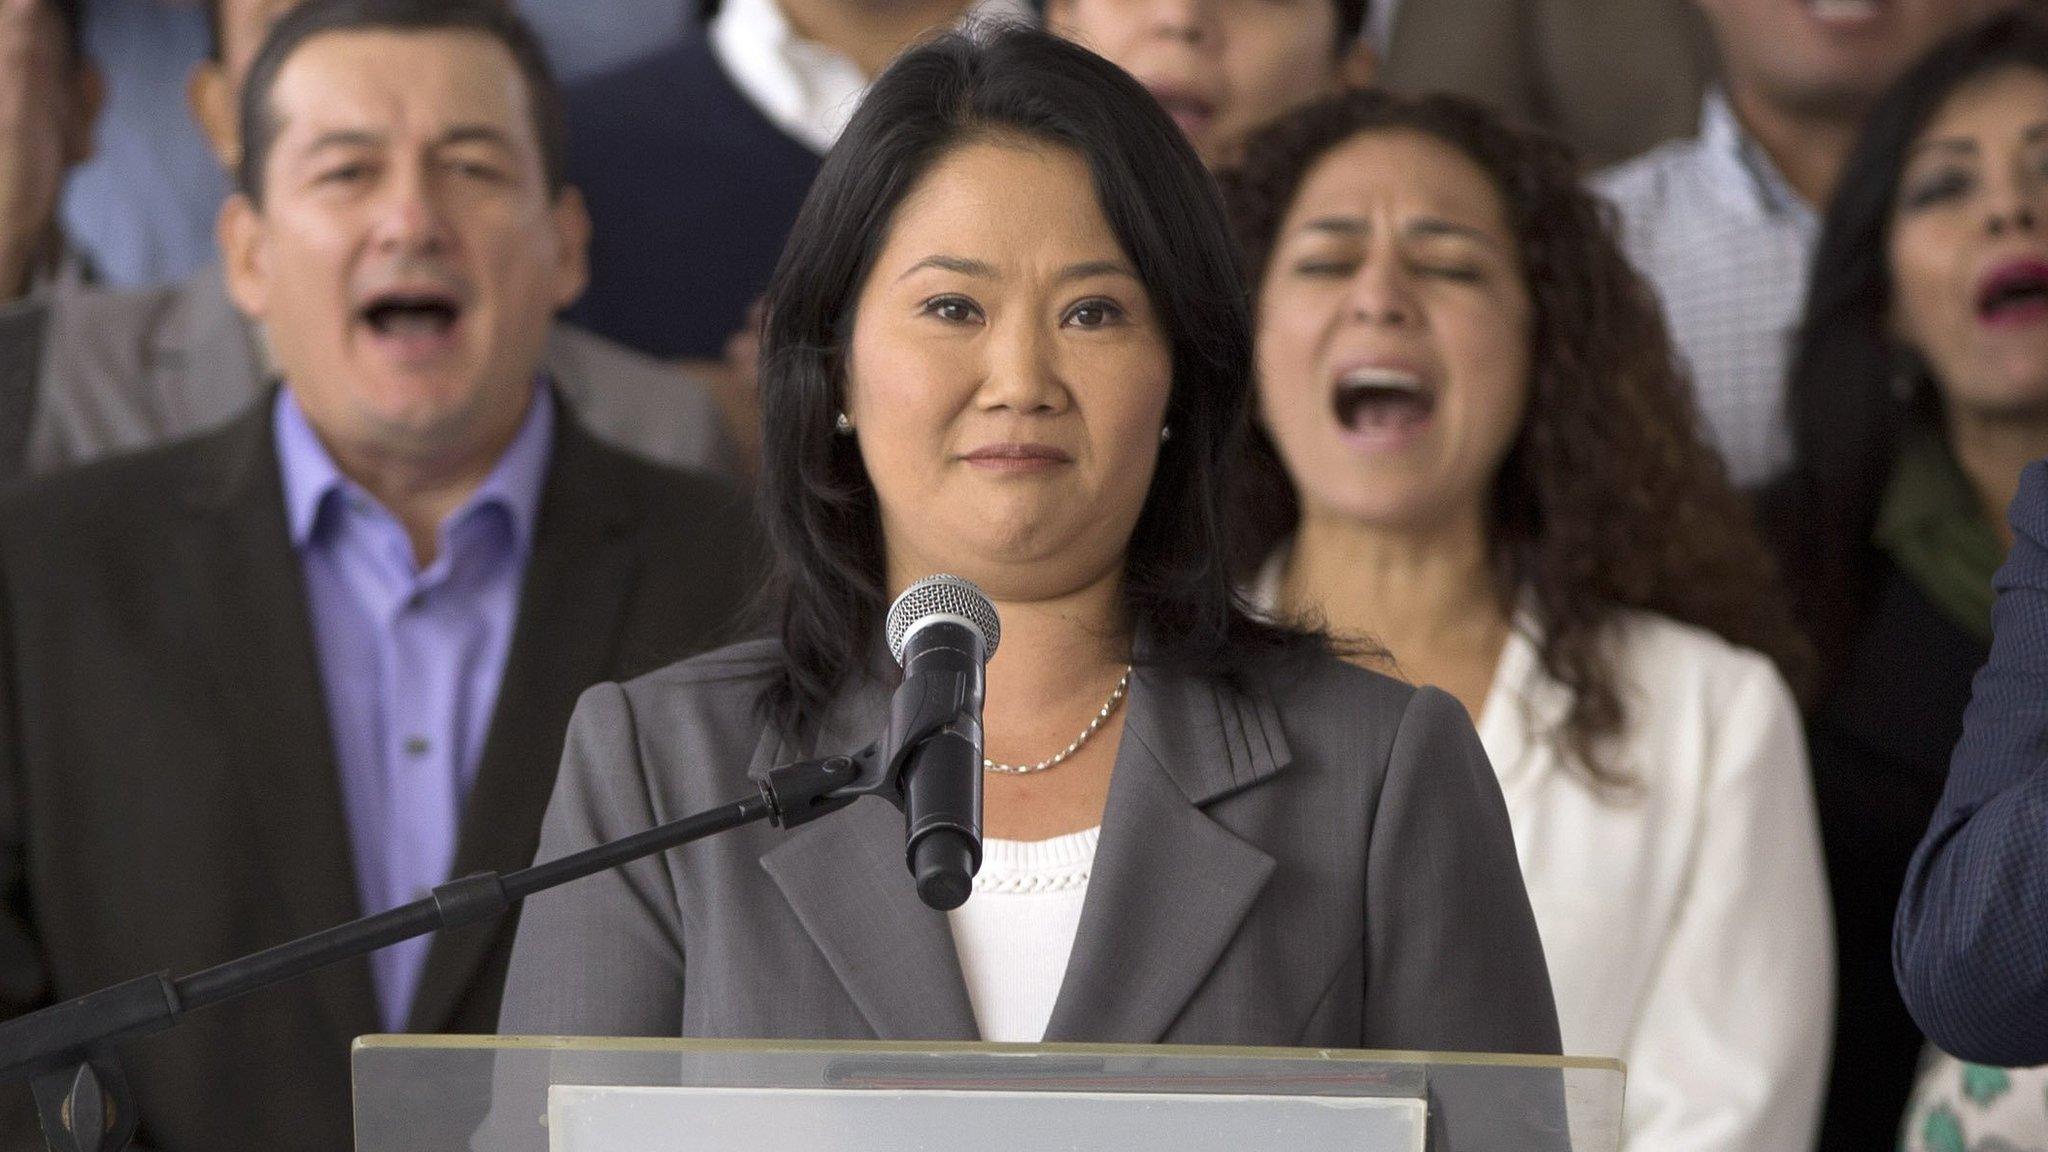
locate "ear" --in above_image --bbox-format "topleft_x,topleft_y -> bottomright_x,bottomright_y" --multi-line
218,192 -> 272,320
547,186 -> 592,311
187,61 -> 239,170
1338,39 -> 1377,90
60,62 -> 104,167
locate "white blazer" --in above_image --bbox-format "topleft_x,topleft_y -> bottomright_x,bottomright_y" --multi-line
1252,562 -> 1834,1151
1478,609 -> 1832,1152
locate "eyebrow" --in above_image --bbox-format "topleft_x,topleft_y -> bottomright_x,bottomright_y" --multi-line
298,123 -> 519,155
1297,215 -> 1504,248
1907,121 -> 2048,163
895,256 -> 1139,284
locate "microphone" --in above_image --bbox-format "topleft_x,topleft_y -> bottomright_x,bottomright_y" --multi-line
885,575 -> 1001,911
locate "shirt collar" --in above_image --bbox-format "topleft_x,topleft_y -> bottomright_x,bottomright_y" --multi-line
1698,88 -> 1819,228
709,0 -> 1031,154
275,380 -> 556,555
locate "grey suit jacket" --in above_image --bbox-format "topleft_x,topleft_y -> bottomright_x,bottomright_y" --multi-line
11,264 -> 740,477
498,638 -> 1562,1059
1382,0 -> 1715,169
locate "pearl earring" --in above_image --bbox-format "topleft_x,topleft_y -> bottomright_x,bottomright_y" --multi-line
1159,425 -> 1172,443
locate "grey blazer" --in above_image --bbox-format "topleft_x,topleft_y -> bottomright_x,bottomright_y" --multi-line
498,638 -> 1563,1056
9,264 -> 740,477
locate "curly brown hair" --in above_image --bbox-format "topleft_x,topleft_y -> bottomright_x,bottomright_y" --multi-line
1221,88 -> 1812,791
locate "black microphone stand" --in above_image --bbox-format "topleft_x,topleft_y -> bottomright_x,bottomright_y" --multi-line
0,659 -> 977,1152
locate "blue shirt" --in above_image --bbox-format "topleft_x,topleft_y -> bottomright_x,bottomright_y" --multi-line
1593,91 -> 1820,488
275,385 -> 554,1032
58,0 -> 229,288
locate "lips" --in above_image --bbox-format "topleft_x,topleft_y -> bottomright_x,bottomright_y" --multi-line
1802,0 -> 1883,27
1976,257 -> 2048,328
1143,84 -> 1217,140
1331,365 -> 1435,449
961,442 -> 1073,472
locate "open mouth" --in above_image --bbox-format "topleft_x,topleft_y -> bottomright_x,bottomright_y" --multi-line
1802,0 -> 1882,25
1332,367 -> 1435,443
358,290 -> 464,340
1144,85 -> 1217,138
1977,259 -> 2048,326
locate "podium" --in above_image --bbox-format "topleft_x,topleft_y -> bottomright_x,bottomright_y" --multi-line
352,1037 -> 1623,1151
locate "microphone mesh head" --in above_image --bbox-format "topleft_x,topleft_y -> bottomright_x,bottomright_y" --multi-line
885,574 -> 1001,666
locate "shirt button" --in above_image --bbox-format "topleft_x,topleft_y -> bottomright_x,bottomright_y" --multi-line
404,736 -> 431,757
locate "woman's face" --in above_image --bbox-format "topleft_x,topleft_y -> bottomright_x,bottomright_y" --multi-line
1890,65 -> 2048,422
844,139 -> 1173,602
1254,129 -> 1532,535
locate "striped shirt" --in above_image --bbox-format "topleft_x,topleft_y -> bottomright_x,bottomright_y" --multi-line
1593,90 -> 1820,488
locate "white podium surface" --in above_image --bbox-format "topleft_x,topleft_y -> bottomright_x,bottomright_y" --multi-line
547,1085 -> 1428,1152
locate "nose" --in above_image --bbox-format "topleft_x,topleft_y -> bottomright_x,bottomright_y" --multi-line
1986,203 -> 2040,238
1345,253 -> 1417,328
1146,0 -> 1216,45
974,311 -> 1069,416
368,160 -> 454,255
1987,158 -> 2046,238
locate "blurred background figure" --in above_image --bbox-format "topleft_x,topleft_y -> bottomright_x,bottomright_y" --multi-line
0,3 -> 762,1147
1225,87 -> 1831,1152
4,0 -> 737,479
0,0 -> 100,303
1377,0 -> 1715,170
1598,0 -> 2014,488
1037,0 -> 1374,167
1761,11 -> 2048,1149
0,0 -> 99,476
56,0 -> 691,292
55,0 -> 216,289
564,0 -> 1024,474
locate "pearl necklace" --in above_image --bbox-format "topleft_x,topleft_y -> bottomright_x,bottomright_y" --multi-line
983,666 -> 1133,775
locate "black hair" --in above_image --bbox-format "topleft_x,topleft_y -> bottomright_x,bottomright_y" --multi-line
756,23 -> 1309,733
47,0 -> 84,60
203,0 -> 222,61
1775,9 -> 2048,683
236,0 -> 564,205
1025,0 -> 1370,54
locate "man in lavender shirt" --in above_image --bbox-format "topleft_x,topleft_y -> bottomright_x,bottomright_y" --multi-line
0,3 -> 760,1150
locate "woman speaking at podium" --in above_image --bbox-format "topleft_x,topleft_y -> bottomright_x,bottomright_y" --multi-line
496,24 -> 1560,1057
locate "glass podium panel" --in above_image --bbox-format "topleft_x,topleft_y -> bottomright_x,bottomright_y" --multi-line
354,1037 -> 1623,1152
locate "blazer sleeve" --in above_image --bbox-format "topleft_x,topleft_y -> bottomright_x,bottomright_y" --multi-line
1896,460 -> 2048,1066
496,681 -> 688,1038
1361,685 -> 1563,1056
0,296 -> 45,483
1618,658 -> 1832,1152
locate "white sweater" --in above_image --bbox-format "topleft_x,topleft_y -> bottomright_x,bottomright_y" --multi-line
1253,560 -> 1833,1151
946,827 -> 1099,1043
1478,609 -> 1833,1151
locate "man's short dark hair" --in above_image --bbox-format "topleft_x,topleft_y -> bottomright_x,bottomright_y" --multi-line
237,0 -> 565,205
1025,0 -> 1371,52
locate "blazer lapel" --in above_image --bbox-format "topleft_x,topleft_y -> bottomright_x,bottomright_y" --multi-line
172,397 -> 379,1040
406,416 -> 644,1032
758,674 -> 981,1041
1041,665 -> 1288,1043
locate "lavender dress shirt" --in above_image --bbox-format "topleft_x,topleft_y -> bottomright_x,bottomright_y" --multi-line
274,384 -> 554,1032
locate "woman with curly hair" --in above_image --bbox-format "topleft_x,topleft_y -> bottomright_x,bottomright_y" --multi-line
1223,89 -> 1831,1152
